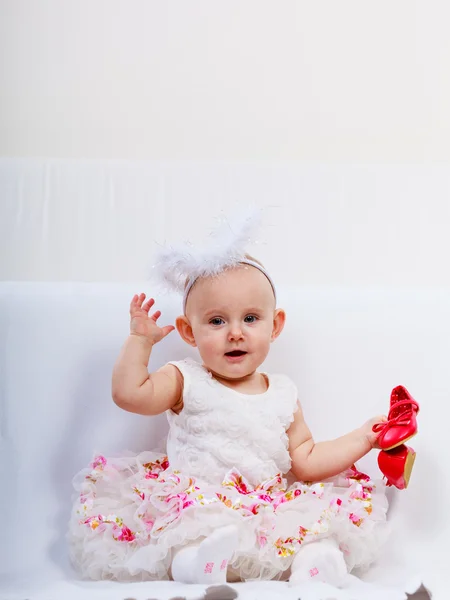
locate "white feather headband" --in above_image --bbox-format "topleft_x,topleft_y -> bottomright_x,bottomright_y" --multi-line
152,206 -> 277,312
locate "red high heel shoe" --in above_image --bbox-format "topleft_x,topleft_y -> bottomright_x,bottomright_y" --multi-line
372,385 -> 420,450
378,445 -> 416,489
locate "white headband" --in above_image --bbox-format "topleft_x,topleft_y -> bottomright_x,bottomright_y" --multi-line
182,258 -> 277,313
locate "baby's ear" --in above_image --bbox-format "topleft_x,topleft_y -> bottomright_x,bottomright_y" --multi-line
176,315 -> 197,347
271,308 -> 286,342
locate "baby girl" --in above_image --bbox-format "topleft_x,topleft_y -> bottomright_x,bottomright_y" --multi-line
68,215 -> 389,586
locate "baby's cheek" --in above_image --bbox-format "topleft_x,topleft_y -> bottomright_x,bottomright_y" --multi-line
198,331 -> 222,355
255,329 -> 272,347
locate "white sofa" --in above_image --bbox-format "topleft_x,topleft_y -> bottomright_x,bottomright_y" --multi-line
0,282 -> 442,599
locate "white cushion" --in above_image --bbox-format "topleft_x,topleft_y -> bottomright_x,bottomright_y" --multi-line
1,282 -> 441,599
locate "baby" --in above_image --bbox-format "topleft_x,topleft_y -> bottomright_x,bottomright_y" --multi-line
68,254 -> 389,586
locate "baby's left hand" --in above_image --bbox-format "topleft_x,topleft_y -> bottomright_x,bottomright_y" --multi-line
361,415 -> 388,449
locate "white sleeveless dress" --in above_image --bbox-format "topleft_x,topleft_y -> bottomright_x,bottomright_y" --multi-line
68,358 -> 389,581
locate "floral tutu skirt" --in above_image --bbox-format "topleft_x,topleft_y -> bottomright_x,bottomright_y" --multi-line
68,451 -> 389,581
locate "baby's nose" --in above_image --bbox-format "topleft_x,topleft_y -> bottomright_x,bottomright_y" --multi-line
228,325 -> 244,340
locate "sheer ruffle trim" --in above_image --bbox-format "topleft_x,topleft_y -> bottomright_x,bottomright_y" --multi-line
68,452 -> 388,581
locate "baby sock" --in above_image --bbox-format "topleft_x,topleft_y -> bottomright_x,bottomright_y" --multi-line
171,525 -> 238,584
289,537 -> 349,587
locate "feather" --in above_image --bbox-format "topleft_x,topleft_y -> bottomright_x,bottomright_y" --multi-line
152,205 -> 263,293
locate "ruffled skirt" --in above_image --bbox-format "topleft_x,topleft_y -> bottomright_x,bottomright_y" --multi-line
68,451 -> 389,581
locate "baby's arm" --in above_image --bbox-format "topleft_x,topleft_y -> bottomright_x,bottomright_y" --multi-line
112,293 -> 183,415
288,402 -> 386,482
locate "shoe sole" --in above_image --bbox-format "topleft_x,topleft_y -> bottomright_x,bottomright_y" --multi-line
403,448 -> 416,488
381,431 -> 417,452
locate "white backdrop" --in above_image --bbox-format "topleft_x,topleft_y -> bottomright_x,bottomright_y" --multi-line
1,159 -> 450,286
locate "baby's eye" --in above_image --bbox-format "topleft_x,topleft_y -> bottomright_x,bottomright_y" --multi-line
210,317 -> 225,326
244,315 -> 258,323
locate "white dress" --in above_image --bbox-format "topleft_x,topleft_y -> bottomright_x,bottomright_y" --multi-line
68,358 -> 389,581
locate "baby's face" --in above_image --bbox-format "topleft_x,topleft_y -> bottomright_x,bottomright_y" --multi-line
183,265 -> 281,380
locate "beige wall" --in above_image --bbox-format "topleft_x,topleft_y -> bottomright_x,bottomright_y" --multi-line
1,0 -> 449,161
1,2 -> 449,284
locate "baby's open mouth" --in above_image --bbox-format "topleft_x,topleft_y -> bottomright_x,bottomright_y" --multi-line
225,350 -> 247,357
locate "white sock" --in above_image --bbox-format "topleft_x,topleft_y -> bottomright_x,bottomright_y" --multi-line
171,525 -> 238,584
289,537 -> 348,587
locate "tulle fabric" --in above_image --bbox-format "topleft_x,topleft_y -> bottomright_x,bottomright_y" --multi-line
68,451 -> 389,582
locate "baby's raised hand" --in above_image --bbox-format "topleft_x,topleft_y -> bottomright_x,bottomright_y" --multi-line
129,293 -> 175,345
362,415 -> 388,449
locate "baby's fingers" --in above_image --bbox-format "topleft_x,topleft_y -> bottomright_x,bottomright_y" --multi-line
142,297 -> 155,313
130,293 -> 147,312
161,325 -> 175,338
130,294 -> 138,312
377,415 -> 388,424
150,310 -> 162,321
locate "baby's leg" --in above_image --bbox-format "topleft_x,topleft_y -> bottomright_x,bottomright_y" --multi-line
289,537 -> 348,587
171,525 -> 238,584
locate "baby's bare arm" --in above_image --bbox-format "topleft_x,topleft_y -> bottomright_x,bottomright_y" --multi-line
112,337 -> 182,414
111,293 -> 182,415
288,402 -> 386,482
